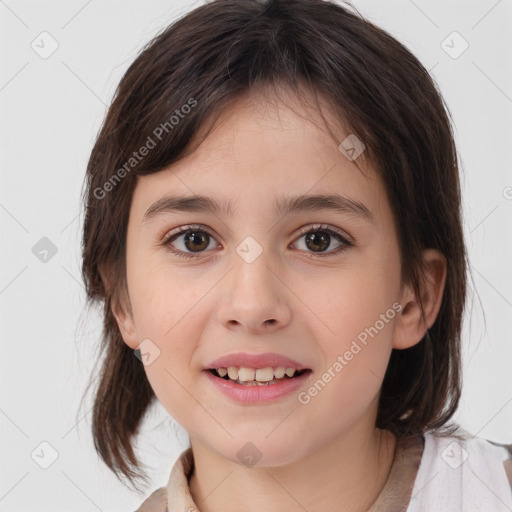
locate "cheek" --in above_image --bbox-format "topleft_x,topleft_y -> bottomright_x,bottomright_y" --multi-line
296,262 -> 396,335
143,358 -> 199,429
302,316 -> 394,428
128,269 -> 200,374
295,265 -> 396,389
130,259 -> 205,332
135,284 -> 204,425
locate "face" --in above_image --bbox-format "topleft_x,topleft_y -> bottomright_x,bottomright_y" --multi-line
116,89 -> 413,467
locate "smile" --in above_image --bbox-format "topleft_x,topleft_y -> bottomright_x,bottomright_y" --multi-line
211,366 -> 309,385
204,367 -> 313,403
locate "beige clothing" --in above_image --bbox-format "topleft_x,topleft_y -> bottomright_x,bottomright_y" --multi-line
135,431 -> 512,512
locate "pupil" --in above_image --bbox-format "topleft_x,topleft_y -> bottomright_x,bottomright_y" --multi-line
305,232 -> 330,252
185,231 -> 209,252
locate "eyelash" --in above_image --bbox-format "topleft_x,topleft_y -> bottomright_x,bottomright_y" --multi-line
161,223 -> 353,260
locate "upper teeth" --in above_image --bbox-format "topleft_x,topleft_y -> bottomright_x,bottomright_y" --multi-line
217,366 -> 297,381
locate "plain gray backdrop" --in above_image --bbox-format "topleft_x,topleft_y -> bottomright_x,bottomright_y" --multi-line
1,0 -> 511,510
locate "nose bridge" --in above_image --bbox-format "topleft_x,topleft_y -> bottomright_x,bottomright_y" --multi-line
217,235 -> 291,332
234,240 -> 275,294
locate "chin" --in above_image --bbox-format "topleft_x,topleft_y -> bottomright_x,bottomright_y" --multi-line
214,436 -> 306,469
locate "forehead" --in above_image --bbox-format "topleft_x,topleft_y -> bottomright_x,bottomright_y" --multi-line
130,89 -> 390,230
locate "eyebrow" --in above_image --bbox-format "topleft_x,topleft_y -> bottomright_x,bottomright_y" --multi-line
142,193 -> 373,224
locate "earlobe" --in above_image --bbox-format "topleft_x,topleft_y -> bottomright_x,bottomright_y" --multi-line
392,249 -> 447,350
99,263 -> 139,350
111,299 -> 139,350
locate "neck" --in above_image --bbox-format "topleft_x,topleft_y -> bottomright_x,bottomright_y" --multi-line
188,423 -> 397,512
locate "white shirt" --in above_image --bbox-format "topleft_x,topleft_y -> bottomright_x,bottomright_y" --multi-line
407,429 -> 512,511
135,426 -> 512,512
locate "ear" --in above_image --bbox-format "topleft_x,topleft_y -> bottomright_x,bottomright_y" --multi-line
100,264 -> 139,350
111,296 -> 139,350
392,249 -> 447,350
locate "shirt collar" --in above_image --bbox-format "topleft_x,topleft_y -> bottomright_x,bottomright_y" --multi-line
163,434 -> 424,512
166,447 -> 196,512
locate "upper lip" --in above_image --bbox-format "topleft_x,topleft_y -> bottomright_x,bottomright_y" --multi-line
205,352 -> 309,370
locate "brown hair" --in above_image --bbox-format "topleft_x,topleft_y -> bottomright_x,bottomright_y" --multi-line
80,0 -> 468,491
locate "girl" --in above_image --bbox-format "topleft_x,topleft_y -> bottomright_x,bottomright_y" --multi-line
80,0 -> 512,510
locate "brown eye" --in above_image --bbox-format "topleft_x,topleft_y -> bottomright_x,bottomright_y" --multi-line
304,231 -> 331,252
162,225 -> 219,259
181,231 -> 210,252
162,223 -> 353,260
292,224 -> 353,257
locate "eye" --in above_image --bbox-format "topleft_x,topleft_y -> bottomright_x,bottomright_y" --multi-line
162,225 -> 219,260
291,224 -> 353,257
162,223 -> 353,259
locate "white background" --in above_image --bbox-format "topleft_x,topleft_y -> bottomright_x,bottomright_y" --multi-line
1,0 -> 511,510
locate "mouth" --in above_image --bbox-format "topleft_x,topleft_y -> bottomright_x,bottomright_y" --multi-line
203,352 -> 313,402
203,366 -> 313,403
207,367 -> 313,386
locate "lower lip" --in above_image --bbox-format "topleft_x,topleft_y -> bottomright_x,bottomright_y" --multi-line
203,369 -> 313,403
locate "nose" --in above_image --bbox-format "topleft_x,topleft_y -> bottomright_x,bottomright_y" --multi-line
216,251 -> 292,334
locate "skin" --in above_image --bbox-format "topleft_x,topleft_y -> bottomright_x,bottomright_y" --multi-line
113,88 -> 447,512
